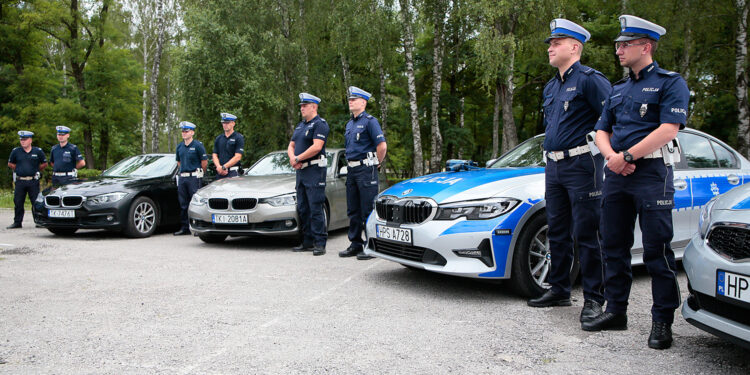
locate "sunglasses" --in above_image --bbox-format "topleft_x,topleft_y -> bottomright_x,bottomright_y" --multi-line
615,41 -> 648,51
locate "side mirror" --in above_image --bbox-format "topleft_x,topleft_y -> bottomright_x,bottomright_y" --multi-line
485,159 -> 497,167
338,166 -> 348,177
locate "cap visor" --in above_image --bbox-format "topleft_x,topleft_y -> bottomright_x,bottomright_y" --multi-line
544,34 -> 569,43
615,33 -> 648,42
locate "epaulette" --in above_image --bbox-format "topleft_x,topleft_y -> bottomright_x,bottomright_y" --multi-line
656,67 -> 679,76
319,118 -> 327,123
366,115 -> 373,119
613,77 -> 628,86
51,144 -> 60,150
582,67 -> 595,75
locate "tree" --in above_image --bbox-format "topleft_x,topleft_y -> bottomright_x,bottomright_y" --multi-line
399,0 -> 424,176
736,0 -> 749,157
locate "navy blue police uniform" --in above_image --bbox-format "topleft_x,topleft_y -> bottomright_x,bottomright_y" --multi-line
541,60 -> 610,305
291,110 -> 330,249
50,141 -> 83,186
213,132 -> 244,179
9,134 -> 46,227
176,123 -> 208,233
344,107 -> 385,254
594,60 -> 688,325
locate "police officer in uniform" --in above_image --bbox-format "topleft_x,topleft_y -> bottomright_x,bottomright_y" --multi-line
583,16 -> 689,351
338,86 -> 387,260
527,20 -> 610,325
7,131 -> 47,229
289,93 -> 330,256
174,121 -> 208,236
213,113 -> 244,179
49,126 -> 85,186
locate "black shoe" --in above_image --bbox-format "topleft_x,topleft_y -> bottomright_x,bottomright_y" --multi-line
648,321 -> 673,349
581,312 -> 628,331
356,251 -> 374,260
292,243 -> 313,252
339,246 -> 361,258
580,300 -> 603,323
173,229 -> 190,236
313,245 -> 326,256
527,290 -> 572,307
6,223 -> 21,229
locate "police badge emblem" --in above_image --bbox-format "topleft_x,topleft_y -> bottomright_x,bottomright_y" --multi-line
640,103 -> 648,118
305,130 -> 309,136
356,133 -> 360,141
563,101 -> 569,111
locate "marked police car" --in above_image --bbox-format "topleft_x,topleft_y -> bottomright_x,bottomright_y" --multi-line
364,128 -> 750,297
682,182 -> 750,349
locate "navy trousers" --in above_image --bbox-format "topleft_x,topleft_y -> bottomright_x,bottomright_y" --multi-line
600,158 -> 680,324
545,153 -> 605,303
13,179 -> 40,225
296,166 -> 327,247
177,176 -> 202,231
346,165 -> 379,249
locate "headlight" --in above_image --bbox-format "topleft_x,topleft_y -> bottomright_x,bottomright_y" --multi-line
698,197 -> 717,239
259,193 -> 296,206
88,192 -> 128,205
435,198 -> 520,220
190,193 -> 207,206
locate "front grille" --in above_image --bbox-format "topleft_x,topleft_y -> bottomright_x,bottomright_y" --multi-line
62,196 -> 83,206
694,291 -> 750,326
209,198 -> 229,210
232,198 -> 257,210
45,196 -> 60,206
375,197 -> 434,224
370,239 -> 446,266
708,225 -> 750,261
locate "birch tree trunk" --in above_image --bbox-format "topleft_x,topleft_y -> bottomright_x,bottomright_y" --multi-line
492,82 -> 500,159
428,0 -> 447,173
457,97 -> 465,159
399,0 -> 423,176
378,54 -> 389,179
141,42 -> 149,153
736,0 -> 749,157
149,0 -> 166,153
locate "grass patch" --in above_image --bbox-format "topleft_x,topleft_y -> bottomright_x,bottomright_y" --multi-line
0,189 -> 32,210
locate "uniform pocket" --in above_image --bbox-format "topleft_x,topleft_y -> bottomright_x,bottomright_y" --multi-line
642,198 -> 674,211
632,94 -> 660,122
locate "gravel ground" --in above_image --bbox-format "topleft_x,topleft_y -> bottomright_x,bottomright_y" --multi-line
0,209 -> 748,374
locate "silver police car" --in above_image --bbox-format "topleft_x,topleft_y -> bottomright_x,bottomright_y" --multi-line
683,182 -> 750,349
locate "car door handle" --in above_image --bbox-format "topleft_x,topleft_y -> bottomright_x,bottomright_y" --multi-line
674,178 -> 688,190
728,174 -> 740,185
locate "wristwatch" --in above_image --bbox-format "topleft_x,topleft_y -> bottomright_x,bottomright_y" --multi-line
221,165 -> 227,171
294,156 -> 299,163
622,150 -> 635,164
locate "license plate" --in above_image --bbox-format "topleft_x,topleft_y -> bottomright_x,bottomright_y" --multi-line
376,224 -> 412,244
212,214 -> 248,224
717,270 -> 750,304
48,209 -> 75,218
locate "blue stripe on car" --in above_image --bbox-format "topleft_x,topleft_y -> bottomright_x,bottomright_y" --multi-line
478,201 -> 534,278
732,196 -> 750,210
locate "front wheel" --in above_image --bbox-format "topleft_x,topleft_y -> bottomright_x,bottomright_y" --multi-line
124,196 -> 159,238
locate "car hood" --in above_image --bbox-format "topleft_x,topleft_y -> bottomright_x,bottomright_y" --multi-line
382,167 -> 545,204
714,182 -> 750,210
45,176 -> 165,196
197,174 -> 297,198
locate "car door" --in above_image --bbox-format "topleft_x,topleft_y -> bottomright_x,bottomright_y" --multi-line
325,151 -> 349,229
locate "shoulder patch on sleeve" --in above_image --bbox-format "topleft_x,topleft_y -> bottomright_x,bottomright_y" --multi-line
366,115 -> 373,119
656,68 -> 679,76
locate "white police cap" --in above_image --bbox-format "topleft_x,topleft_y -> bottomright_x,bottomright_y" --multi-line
545,19 -> 591,44
220,112 -> 237,122
348,86 -> 372,101
616,15 -> 666,42
18,130 -> 34,138
180,121 -> 196,130
298,93 -> 321,105
56,126 -> 71,134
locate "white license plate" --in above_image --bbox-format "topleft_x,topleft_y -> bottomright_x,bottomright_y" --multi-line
48,209 -> 75,218
212,214 -> 248,224
717,270 -> 750,304
376,225 -> 412,244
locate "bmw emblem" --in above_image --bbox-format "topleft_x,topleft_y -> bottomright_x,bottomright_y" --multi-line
401,189 -> 413,196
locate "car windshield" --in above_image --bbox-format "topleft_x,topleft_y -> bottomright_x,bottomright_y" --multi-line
246,152 -> 335,176
488,136 -> 545,168
102,155 -> 177,178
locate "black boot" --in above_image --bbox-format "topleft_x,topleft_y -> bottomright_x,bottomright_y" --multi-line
581,312 -> 627,331
580,300 -> 603,323
356,251 -> 374,260
173,228 -> 190,236
527,290 -> 572,307
648,321 -> 673,349
292,243 -> 313,252
313,245 -> 326,256
6,223 -> 21,229
338,245 -> 361,257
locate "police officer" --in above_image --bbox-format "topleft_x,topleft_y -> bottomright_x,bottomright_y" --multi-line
49,126 -> 85,186
527,20 -> 610,326
289,93 -> 330,256
583,15 -> 689,351
174,121 -> 208,236
7,131 -> 47,229
338,86 -> 387,260
213,113 -> 244,179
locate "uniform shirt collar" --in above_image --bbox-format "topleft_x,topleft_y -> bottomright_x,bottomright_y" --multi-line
556,61 -> 581,82
352,111 -> 368,120
630,61 -> 658,81
305,115 -> 320,124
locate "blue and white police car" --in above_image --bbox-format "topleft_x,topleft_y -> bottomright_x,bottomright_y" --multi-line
364,128 -> 750,297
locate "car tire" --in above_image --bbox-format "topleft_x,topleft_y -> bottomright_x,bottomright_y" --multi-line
124,196 -> 159,238
509,212 -> 580,298
198,233 -> 228,243
47,227 -> 78,236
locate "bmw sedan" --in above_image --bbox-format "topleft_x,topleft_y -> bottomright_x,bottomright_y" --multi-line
364,128 -> 750,297
682,182 -> 750,349
188,148 -> 377,243
32,154 -> 182,238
